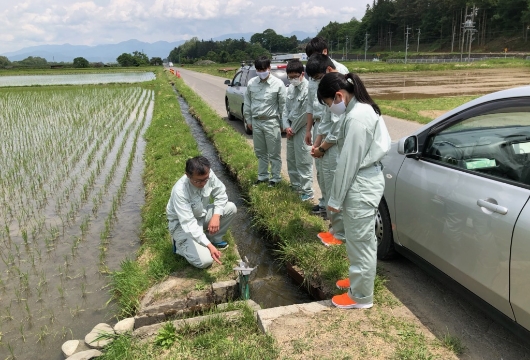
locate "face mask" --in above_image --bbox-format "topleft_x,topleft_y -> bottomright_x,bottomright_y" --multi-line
329,95 -> 346,115
289,77 -> 302,87
256,70 -> 269,80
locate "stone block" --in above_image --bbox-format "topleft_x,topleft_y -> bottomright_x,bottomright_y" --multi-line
114,317 -> 135,334
84,323 -> 115,349
66,349 -> 102,360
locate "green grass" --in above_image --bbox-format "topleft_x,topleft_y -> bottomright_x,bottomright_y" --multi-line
109,68 -> 238,318
181,58 -> 530,79
378,96 -> 479,124
345,58 -> 530,74
100,305 -> 278,360
172,72 -> 393,297
441,331 -> 466,355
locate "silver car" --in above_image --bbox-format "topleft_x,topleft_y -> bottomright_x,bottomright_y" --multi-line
224,63 -> 308,135
378,85 -> 530,338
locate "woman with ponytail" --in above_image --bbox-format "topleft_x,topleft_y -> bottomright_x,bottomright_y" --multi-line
317,72 -> 391,309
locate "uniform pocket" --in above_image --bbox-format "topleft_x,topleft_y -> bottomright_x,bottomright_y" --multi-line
344,173 -> 384,220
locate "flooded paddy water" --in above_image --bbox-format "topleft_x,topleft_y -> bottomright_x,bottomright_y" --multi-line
360,67 -> 530,100
0,72 -> 155,87
0,84 -> 152,359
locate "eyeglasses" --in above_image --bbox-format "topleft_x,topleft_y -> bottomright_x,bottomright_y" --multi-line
311,74 -> 323,81
191,177 -> 210,185
288,75 -> 301,80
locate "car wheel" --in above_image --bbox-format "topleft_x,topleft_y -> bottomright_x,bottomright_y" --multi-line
243,115 -> 252,135
376,199 -> 396,260
226,99 -> 236,120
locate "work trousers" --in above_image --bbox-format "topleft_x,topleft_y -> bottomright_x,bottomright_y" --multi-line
313,122 -> 325,208
287,129 -> 313,197
253,119 -> 282,183
342,164 -> 385,304
321,145 -> 345,240
170,202 -> 237,269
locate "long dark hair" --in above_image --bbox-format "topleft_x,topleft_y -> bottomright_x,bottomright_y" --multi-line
317,72 -> 381,115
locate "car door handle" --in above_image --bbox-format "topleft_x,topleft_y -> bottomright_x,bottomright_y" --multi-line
477,199 -> 508,215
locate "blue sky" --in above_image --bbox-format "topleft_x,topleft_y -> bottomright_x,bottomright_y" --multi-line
0,0 -> 371,52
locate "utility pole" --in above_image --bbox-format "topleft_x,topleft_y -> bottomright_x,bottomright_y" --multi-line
388,31 -> 393,51
465,5 -> 478,61
416,28 -> 421,53
364,33 -> 369,61
405,27 -> 411,63
344,36 -> 348,60
451,24 -> 456,53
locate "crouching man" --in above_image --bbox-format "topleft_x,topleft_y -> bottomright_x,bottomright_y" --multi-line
166,156 -> 237,268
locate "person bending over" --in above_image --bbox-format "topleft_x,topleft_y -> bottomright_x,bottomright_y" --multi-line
166,156 -> 237,268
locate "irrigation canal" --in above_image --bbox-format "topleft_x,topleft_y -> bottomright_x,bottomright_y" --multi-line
174,89 -> 313,308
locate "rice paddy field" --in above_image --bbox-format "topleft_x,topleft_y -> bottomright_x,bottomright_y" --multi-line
0,76 -> 154,359
0,72 -> 155,87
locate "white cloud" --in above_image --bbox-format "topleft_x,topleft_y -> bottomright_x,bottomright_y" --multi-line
0,0 -> 371,53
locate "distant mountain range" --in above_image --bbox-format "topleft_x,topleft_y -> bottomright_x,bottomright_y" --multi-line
1,31 -> 314,63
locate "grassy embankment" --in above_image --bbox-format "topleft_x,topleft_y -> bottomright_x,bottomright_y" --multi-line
102,68 -> 463,359
109,69 -> 239,318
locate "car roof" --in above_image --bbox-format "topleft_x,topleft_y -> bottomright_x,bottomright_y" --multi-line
411,85 -> 530,136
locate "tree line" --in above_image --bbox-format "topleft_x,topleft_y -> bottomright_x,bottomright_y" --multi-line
167,0 -> 530,64
0,52 -> 163,69
167,29 -> 309,64
320,0 -> 530,52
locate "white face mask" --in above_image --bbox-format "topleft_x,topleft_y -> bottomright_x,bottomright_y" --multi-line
329,95 -> 346,115
256,70 -> 269,80
289,77 -> 302,87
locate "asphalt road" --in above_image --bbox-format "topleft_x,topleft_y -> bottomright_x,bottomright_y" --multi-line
174,66 -> 530,359
174,67 -> 422,202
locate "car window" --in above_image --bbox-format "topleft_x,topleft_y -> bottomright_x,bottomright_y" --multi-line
423,103 -> 530,186
232,71 -> 242,86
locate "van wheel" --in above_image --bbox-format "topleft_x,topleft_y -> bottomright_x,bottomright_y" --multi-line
226,99 -> 236,120
376,199 -> 396,260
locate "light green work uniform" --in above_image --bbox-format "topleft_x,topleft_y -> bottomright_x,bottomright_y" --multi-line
282,77 -> 313,196
318,107 -> 346,239
244,75 -> 287,183
328,99 -> 389,305
166,170 -> 237,269
307,78 -> 326,207
316,62 -> 349,237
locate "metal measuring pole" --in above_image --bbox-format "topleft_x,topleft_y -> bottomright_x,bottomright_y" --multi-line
233,256 -> 256,300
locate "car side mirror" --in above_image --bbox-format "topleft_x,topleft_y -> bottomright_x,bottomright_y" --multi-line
224,79 -> 231,85
398,135 -> 418,155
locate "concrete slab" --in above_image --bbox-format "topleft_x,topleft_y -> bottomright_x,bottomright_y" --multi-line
257,300 -> 332,334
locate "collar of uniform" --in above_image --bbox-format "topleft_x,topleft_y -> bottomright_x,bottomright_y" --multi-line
346,96 -> 358,113
260,75 -> 274,84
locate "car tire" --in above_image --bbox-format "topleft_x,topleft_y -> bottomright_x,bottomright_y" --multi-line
242,106 -> 252,135
243,115 -> 252,135
376,199 -> 396,260
226,99 -> 236,120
